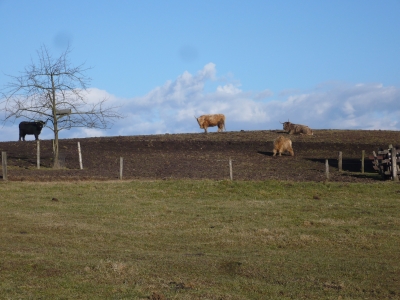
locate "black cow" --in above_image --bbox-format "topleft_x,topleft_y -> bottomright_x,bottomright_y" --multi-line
19,121 -> 46,141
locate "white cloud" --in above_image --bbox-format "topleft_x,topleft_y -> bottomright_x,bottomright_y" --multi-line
255,89 -> 273,100
72,128 -> 107,138
85,88 -> 119,104
114,68 -> 400,134
216,83 -> 242,95
342,102 -> 355,117
1,64 -> 400,141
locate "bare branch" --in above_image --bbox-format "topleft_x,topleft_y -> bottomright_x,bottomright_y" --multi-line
1,44 -> 124,168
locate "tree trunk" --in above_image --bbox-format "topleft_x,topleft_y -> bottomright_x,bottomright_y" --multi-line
51,75 -> 61,169
53,130 -> 60,168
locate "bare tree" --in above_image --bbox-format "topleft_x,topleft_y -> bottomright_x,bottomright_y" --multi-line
1,45 -> 123,168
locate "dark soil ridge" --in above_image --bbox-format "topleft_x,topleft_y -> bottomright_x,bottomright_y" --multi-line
1,129 -> 399,182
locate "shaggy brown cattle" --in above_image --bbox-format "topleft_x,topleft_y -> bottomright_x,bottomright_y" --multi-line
281,121 -> 313,135
195,114 -> 226,133
273,135 -> 294,156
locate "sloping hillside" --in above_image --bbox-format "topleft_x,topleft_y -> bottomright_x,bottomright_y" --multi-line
1,129 -> 399,182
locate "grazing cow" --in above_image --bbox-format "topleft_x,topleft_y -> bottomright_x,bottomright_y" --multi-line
273,135 -> 294,156
281,120 -> 313,135
195,114 -> 226,133
19,121 -> 46,141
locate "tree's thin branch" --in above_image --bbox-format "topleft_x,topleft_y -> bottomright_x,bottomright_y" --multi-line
1,44 -> 123,136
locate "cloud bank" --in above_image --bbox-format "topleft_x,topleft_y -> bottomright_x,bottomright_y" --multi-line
1,63 -> 400,141
107,63 -> 400,136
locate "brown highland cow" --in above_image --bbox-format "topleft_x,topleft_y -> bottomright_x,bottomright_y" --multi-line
195,114 -> 226,133
281,121 -> 313,135
273,135 -> 294,156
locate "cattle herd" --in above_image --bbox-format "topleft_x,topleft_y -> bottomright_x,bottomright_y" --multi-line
193,114 -> 312,156
18,115 -> 311,157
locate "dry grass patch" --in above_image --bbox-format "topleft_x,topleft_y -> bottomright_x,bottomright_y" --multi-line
0,180 -> 399,299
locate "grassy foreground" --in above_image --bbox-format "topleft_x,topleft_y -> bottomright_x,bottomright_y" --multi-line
0,180 -> 399,300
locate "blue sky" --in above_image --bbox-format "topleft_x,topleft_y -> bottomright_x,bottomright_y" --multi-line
1,0 -> 400,141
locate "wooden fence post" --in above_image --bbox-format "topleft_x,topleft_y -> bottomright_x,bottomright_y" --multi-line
391,147 -> 399,182
77,142 -> 83,170
325,159 -> 329,181
37,140 -> 40,169
119,157 -> 123,180
338,151 -> 342,172
2,151 -> 7,181
229,158 -> 233,181
361,150 -> 365,174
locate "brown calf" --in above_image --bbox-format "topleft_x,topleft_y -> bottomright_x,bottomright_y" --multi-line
195,114 -> 226,133
273,135 -> 294,156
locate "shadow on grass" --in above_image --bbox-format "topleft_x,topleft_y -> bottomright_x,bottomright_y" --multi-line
346,173 -> 383,181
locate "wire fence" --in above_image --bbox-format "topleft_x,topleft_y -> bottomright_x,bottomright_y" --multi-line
1,141 -> 398,181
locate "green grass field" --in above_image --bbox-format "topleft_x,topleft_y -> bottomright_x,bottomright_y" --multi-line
1,180 -> 399,299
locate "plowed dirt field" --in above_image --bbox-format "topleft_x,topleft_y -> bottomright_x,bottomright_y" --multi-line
1,129 -> 399,182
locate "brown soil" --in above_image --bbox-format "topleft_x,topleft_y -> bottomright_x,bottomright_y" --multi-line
1,129 -> 399,182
